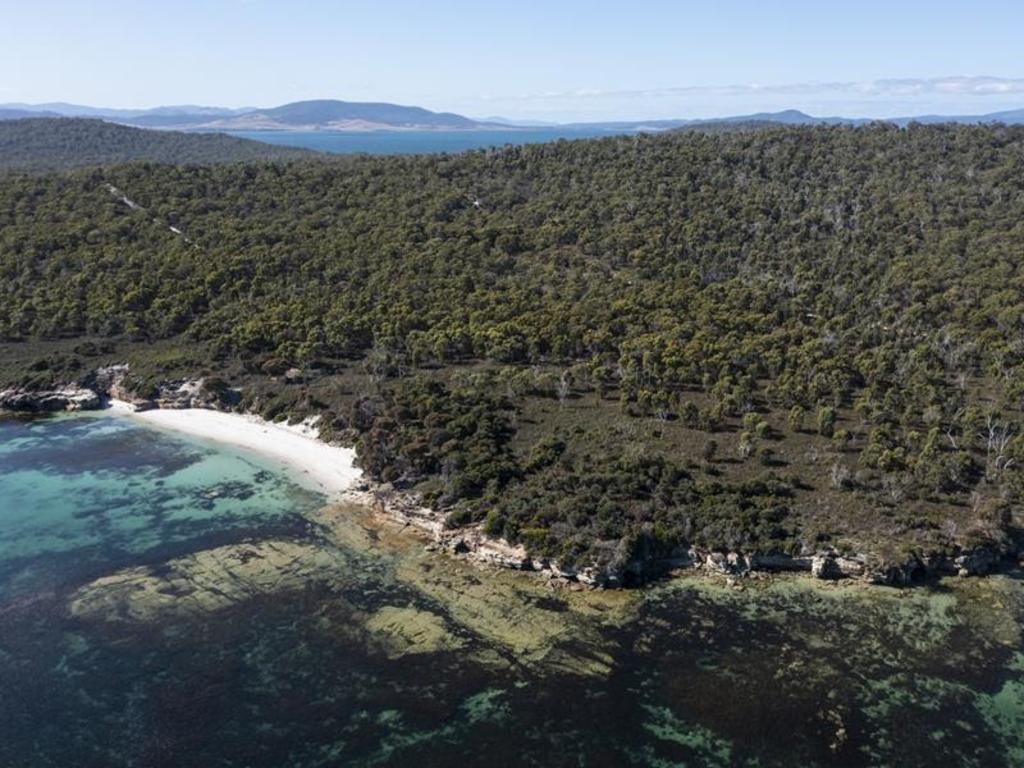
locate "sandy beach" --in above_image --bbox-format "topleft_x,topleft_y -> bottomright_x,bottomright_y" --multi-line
108,401 -> 361,496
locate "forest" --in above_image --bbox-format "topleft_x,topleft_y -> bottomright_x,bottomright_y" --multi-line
0,118 -> 315,171
2,123 -> 1024,577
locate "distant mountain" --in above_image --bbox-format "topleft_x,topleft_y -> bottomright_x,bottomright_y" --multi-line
0,99 -> 500,132
0,102 -> 143,119
888,107 -> 1024,126
223,100 -> 485,130
704,109 -> 868,126
562,110 -> 870,133
478,116 -> 560,127
714,107 -> 1024,128
123,112 -> 240,129
977,107 -> 1024,123
0,108 -> 62,120
0,118 -> 317,172
562,107 -> 1024,133
0,102 -> 248,120
5,100 -> 1024,134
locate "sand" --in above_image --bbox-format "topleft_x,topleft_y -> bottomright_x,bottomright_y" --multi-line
108,401 -> 361,496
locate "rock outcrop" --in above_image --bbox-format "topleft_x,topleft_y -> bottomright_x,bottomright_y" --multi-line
0,386 -> 101,412
68,540 -> 348,623
953,548 -> 1001,577
339,477 -> 1024,590
90,364 -> 133,402
363,605 -> 465,658
93,365 -> 237,411
0,365 -> 239,415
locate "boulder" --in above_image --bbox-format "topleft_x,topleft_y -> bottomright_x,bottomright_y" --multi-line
701,551 -> 751,575
834,556 -> 866,578
0,386 -> 101,412
954,548 -> 1000,577
472,537 -> 534,571
703,552 -> 729,573
284,367 -> 306,384
811,554 -> 842,580
726,552 -> 752,574
751,553 -> 812,572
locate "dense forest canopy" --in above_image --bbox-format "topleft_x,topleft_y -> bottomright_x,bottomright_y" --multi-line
0,118 -> 315,171
3,123 -> 1024,577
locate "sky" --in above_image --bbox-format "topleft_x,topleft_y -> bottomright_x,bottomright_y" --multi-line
3,0 -> 1024,122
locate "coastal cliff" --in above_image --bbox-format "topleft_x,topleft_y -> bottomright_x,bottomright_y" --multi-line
352,481 -> 1019,587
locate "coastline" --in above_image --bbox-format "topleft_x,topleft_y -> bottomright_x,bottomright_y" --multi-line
2,377 -> 1021,589
97,402 -> 1024,589
107,400 -> 361,497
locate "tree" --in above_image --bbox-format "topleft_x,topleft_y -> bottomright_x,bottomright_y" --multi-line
702,439 -> 718,463
738,431 -> 755,460
556,370 -> 572,408
982,415 -> 1016,482
788,405 -> 805,433
817,406 -> 837,438
681,400 -> 699,427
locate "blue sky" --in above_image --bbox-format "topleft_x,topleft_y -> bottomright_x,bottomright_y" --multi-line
3,0 -> 1024,121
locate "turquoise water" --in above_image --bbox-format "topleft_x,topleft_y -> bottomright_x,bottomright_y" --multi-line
228,128 -> 628,155
2,412 -> 1024,767
0,413 -> 325,600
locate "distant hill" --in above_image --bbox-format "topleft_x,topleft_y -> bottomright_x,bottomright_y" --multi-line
5,100 -> 1024,134
0,118 -> 317,172
0,108 -> 62,120
686,107 -> 1024,128
564,110 -> 869,133
702,109 -> 867,126
210,100 -> 486,131
478,116 -> 560,127
889,107 -> 1024,126
0,102 -> 246,120
0,100 -> 498,132
562,107 -> 1024,133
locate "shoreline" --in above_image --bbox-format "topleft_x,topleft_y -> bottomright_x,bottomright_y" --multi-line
3,379 -> 1021,589
107,400 -> 362,497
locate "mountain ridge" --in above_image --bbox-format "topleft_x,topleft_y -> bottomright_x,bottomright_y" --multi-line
0,100 -> 503,132
4,100 -> 1024,132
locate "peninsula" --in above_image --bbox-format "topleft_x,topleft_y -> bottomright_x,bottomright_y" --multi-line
3,122 -> 1024,588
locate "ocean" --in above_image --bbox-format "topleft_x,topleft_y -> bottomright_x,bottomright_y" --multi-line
2,412 -> 1023,767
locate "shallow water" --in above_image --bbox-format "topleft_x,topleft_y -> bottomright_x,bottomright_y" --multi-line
1,414 -> 1022,767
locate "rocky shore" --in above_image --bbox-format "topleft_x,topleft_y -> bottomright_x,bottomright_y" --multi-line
340,481 -> 1021,588
0,385 -> 102,412
3,367 -> 1021,590
0,364 -> 228,413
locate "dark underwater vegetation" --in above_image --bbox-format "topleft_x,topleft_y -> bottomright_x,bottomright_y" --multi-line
1,413 -> 1023,767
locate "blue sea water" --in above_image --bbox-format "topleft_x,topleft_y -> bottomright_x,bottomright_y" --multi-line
228,128 -> 628,155
0,413 -> 325,598
2,412 -> 1024,767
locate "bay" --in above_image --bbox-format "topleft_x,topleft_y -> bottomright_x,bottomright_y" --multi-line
1,412 -> 1023,767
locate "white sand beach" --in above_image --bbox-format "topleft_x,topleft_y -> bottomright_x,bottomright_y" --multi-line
108,401 -> 361,496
